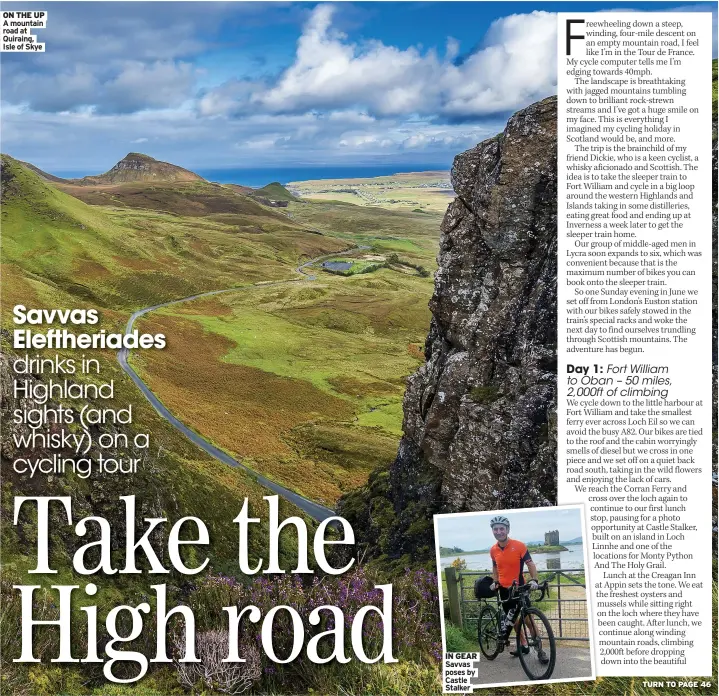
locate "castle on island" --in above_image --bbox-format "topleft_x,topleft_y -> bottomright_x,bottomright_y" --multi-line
544,530 -> 560,546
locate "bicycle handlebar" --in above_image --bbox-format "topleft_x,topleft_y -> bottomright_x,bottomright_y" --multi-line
510,580 -> 550,602
491,579 -> 551,602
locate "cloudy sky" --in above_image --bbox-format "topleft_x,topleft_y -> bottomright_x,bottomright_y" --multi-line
2,1 -> 716,177
436,507 -> 585,550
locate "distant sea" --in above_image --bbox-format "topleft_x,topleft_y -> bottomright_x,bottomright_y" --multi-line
48,164 -> 451,189
439,542 -> 586,572
194,165 -> 450,188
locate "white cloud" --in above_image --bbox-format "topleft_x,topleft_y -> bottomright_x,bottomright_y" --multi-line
327,110 -> 374,123
3,60 -> 197,115
5,65 -> 99,112
338,134 -> 393,149
440,11 -> 558,117
0,3 -> 563,169
197,79 -> 262,118
100,61 -> 196,114
0,2 -> 247,114
253,4 -> 443,116
200,5 -> 557,120
1,105 -> 500,172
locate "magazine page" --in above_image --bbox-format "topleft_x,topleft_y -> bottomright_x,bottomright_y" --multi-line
0,2 -> 715,696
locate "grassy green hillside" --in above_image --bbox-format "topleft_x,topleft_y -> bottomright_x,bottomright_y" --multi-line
58,179 -> 288,217
112,181 -> 442,504
252,181 -> 299,202
286,198 -> 440,258
1,155 -> 347,314
133,266 -> 432,504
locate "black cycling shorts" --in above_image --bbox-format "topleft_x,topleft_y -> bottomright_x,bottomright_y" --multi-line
499,577 -> 525,616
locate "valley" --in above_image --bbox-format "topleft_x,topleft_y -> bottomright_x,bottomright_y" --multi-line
2,153 -> 445,513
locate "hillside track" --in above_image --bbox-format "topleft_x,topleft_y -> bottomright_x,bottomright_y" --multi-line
118,247 -> 368,521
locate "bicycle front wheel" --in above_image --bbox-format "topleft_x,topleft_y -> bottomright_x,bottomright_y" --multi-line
477,605 -> 501,660
516,608 -> 556,680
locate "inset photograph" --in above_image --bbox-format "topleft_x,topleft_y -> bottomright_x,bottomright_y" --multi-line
434,506 -> 595,689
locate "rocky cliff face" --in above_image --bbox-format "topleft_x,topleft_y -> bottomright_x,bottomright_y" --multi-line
338,97 -> 558,561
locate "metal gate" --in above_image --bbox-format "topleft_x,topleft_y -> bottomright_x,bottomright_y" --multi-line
444,567 -> 590,642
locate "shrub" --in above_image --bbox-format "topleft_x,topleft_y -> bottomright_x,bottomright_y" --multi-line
359,661 -> 441,695
450,557 -> 467,571
173,630 -> 261,695
185,567 -> 441,693
91,685 -> 171,696
1,576 -> 64,695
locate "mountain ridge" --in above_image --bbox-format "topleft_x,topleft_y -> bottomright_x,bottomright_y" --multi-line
76,152 -> 205,185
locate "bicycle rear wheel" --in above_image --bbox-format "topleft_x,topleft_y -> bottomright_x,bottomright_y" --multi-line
516,608 -> 556,680
477,605 -> 501,660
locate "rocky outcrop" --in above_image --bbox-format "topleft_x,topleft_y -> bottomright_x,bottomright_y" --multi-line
338,97 -> 558,561
78,152 -> 204,185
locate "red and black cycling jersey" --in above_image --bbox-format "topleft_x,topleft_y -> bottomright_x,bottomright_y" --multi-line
490,539 -> 533,588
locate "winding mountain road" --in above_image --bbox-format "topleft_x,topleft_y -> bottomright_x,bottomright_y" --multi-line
117,248 -> 368,522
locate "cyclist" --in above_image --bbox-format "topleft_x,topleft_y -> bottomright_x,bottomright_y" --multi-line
488,515 -> 543,658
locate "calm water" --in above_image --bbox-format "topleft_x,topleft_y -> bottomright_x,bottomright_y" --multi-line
195,165 -> 449,187
440,543 -> 586,572
322,261 -> 353,271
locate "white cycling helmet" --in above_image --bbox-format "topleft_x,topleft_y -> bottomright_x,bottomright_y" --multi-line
489,515 -> 510,531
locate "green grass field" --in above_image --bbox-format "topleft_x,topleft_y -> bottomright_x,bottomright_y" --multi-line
132,242 -> 436,504
288,170 -> 453,213
3,123 -> 717,695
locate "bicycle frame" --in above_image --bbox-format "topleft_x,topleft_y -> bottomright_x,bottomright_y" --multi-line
477,580 -> 556,680
491,581 -> 549,646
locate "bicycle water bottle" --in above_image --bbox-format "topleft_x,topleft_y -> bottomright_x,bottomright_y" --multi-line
503,606 -> 516,633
